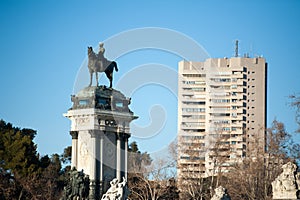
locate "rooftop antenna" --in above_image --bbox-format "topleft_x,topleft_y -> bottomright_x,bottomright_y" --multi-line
250,42 -> 253,58
235,40 -> 239,57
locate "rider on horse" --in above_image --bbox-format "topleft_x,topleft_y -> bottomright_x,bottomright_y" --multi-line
87,43 -> 118,88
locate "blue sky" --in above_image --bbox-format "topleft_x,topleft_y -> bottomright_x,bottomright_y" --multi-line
0,1 -> 299,156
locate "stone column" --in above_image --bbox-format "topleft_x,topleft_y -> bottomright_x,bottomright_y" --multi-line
124,134 -> 129,180
116,133 -> 121,181
89,130 -> 98,200
99,133 -> 104,197
70,131 -> 78,169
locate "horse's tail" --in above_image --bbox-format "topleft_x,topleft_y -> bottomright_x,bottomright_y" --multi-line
113,61 -> 119,72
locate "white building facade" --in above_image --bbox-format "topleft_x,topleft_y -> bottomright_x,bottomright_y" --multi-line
177,57 -> 267,186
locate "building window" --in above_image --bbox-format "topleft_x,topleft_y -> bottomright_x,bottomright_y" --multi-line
182,101 -> 206,105
182,81 -> 206,85
182,122 -> 205,127
213,120 -> 230,124
211,85 -> 231,90
182,115 -> 205,119
79,99 -> 89,105
182,108 -> 205,112
211,99 -> 230,103
182,87 -> 206,92
211,113 -> 230,117
210,78 -> 231,82
183,74 -> 206,77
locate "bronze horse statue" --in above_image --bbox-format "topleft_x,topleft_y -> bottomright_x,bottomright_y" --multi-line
87,46 -> 118,88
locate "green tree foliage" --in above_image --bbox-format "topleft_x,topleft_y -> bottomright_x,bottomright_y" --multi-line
0,120 -> 68,200
128,141 -> 152,173
127,141 -> 152,200
61,146 -> 72,165
0,120 -> 39,177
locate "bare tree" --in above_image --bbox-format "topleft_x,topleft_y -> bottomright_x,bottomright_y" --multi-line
290,94 -> 300,133
221,120 -> 298,200
206,131 -> 232,197
128,142 -> 178,200
177,135 -> 209,200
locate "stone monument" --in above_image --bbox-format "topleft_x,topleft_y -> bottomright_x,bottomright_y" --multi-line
101,177 -> 127,200
64,43 -> 137,200
272,162 -> 299,200
60,168 -> 90,200
211,186 -> 231,200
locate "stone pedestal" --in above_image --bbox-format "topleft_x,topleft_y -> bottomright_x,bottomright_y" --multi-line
64,86 -> 137,199
272,162 -> 299,200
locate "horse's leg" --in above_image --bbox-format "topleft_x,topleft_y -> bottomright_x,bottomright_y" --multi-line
110,74 -> 113,88
105,71 -> 112,88
108,73 -> 112,88
114,61 -> 118,72
89,73 -> 93,87
96,72 -> 98,87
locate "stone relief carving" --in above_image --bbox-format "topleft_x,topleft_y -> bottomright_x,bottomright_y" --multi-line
79,141 -> 89,165
76,117 -> 90,126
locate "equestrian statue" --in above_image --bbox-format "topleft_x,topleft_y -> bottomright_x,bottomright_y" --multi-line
87,42 -> 118,88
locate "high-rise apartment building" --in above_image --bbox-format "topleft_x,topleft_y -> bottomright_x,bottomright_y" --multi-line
177,56 -> 267,191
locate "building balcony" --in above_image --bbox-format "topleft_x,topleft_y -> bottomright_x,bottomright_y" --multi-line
232,143 -> 245,149
210,108 -> 231,113
230,101 -> 244,107
231,114 -> 243,120
231,73 -> 244,79
236,80 -> 245,86
231,93 -> 244,100
230,87 -> 244,93
230,123 -> 244,129
182,118 -> 205,123
181,124 -> 205,129
180,90 -> 205,95
208,102 -> 231,106
231,108 -> 244,114
230,136 -> 244,142
209,115 -> 231,120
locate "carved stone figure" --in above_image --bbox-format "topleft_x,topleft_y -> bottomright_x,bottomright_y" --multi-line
101,177 -> 127,200
87,43 -> 118,88
272,162 -> 299,199
60,168 -> 90,200
211,186 -> 231,200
